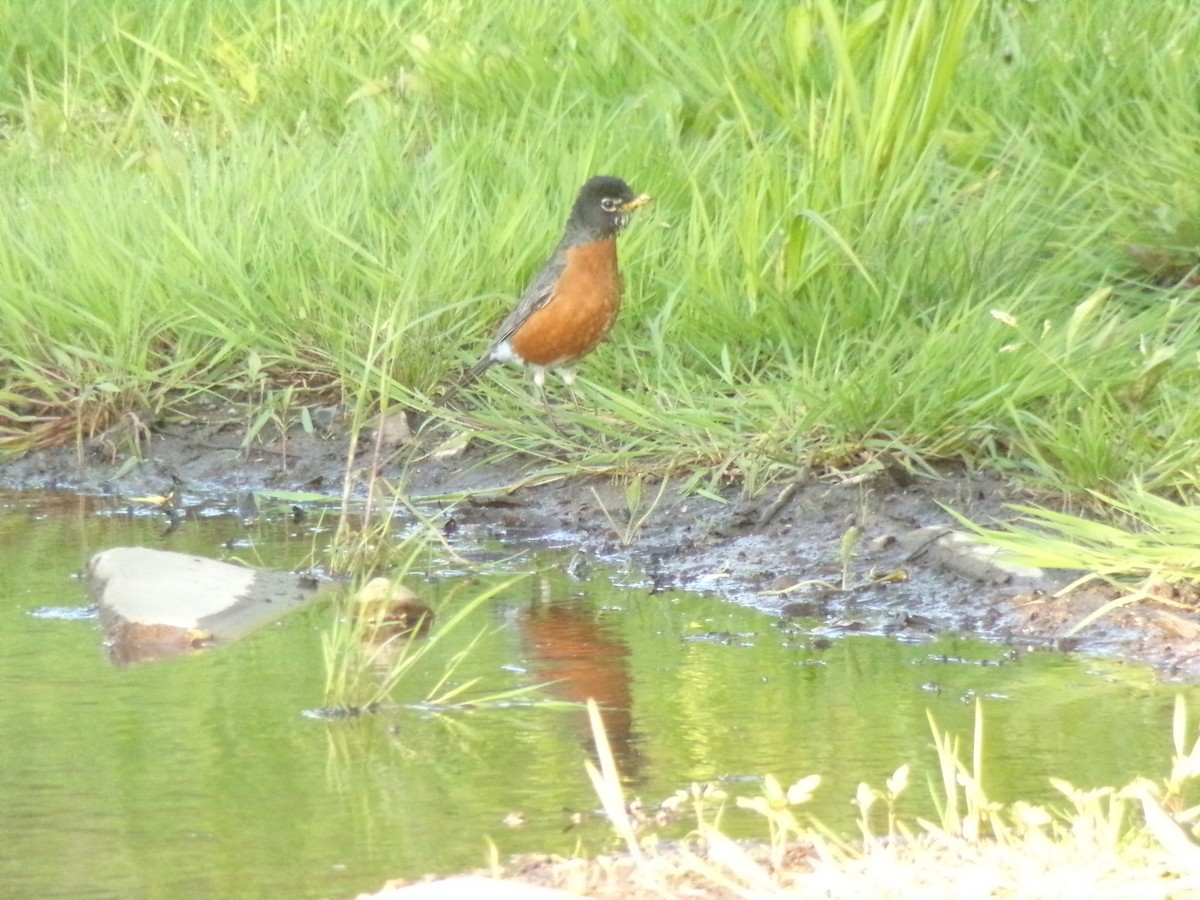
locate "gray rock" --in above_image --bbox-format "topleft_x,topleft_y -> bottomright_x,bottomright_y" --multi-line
87,547 -> 329,664
898,526 -> 1064,588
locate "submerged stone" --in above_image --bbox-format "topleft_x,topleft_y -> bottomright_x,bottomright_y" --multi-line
354,577 -> 435,640
86,547 -> 329,664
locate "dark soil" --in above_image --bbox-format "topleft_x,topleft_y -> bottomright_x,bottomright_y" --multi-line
5,399 -> 1200,681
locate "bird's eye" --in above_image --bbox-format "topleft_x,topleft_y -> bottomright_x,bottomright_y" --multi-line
600,198 -> 618,212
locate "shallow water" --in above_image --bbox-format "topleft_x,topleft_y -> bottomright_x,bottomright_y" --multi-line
0,492 -> 1192,898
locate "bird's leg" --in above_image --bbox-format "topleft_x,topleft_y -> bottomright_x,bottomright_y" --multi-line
531,366 -> 552,415
559,368 -> 582,409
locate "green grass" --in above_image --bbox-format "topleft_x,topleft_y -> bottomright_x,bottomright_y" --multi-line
3,0 -> 1200,526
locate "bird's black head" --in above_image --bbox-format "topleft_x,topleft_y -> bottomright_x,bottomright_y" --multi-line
566,175 -> 651,241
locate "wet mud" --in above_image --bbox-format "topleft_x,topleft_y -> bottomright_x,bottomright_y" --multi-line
4,401 -> 1198,681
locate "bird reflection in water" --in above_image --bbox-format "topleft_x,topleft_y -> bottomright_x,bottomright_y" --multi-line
517,585 -> 643,780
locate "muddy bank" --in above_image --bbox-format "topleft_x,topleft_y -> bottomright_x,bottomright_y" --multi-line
3,402 -> 1197,680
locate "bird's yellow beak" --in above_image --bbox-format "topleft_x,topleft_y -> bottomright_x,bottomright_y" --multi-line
621,194 -> 652,212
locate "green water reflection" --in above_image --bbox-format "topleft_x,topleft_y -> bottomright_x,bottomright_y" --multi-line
0,493 -> 1192,898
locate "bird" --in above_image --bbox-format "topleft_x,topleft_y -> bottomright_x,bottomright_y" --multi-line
446,175 -> 651,402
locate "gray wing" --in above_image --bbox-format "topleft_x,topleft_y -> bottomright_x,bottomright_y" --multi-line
458,248 -> 568,385
490,248 -> 568,346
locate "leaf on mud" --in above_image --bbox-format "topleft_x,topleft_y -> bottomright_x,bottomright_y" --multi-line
431,430 -> 472,459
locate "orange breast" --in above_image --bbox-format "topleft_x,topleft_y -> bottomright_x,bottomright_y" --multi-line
511,239 -> 621,368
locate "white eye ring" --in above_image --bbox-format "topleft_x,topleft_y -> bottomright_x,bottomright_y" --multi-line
600,197 -> 619,212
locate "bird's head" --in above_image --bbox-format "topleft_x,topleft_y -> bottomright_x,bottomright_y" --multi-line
569,175 -> 651,239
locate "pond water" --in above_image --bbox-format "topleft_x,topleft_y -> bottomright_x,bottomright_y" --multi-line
0,492 -> 1193,898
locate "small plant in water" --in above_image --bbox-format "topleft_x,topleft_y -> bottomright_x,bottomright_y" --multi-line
838,524 -> 861,591
592,475 -> 672,548
320,572 -> 530,716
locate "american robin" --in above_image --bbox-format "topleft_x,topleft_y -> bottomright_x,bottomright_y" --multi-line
449,175 -> 651,400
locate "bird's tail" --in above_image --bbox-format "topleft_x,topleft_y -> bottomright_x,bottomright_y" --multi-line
436,355 -> 494,406
463,354 -> 496,385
